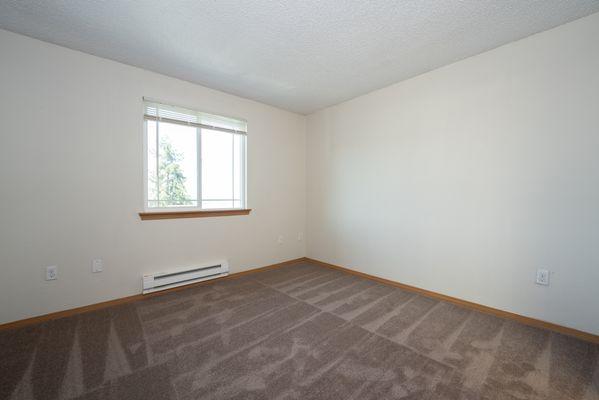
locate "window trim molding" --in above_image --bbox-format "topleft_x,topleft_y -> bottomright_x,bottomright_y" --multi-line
139,209 -> 252,220
142,99 -> 247,213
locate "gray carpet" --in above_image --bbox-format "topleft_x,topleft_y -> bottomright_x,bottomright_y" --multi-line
1,260 -> 597,399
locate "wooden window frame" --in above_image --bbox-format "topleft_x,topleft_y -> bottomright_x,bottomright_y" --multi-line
139,209 -> 251,220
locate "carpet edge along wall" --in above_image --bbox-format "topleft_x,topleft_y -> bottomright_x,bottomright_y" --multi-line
1,257 -> 597,345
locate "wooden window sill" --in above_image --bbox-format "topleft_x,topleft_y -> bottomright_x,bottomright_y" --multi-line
139,209 -> 252,220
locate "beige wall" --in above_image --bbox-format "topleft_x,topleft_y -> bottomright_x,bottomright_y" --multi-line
2,13 -> 599,334
0,29 -> 306,324
306,13 -> 599,334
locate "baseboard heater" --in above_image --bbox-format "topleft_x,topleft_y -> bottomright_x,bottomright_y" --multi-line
142,260 -> 229,294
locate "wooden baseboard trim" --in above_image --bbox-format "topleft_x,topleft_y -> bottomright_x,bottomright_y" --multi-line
0,257 -> 306,332
305,257 -> 599,344
6,256 -> 595,344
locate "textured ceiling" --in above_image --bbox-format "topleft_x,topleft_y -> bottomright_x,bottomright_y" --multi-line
1,1 -> 598,114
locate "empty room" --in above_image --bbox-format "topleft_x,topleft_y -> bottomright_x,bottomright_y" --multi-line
1,1 -> 598,399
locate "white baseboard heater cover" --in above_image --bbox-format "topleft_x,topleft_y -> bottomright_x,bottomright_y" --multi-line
142,260 -> 229,294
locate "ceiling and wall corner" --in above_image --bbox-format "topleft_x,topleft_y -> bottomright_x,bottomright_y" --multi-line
0,1 -> 598,114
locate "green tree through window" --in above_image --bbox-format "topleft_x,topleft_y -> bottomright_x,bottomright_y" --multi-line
151,137 -> 192,207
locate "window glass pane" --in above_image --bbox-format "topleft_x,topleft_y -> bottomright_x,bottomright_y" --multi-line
202,200 -> 234,209
233,134 -> 243,206
202,129 -> 234,208
149,121 -> 197,208
146,121 -> 158,208
145,115 -> 245,210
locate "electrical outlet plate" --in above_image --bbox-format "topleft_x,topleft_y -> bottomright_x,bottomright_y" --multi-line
92,258 -> 103,273
536,268 -> 550,286
46,265 -> 57,281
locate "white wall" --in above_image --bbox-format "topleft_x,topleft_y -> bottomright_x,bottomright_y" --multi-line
0,29 -> 306,324
306,13 -> 599,334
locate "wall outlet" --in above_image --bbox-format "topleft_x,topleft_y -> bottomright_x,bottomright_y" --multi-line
297,232 -> 303,241
536,268 -> 550,286
277,235 -> 284,244
46,265 -> 57,281
92,258 -> 103,273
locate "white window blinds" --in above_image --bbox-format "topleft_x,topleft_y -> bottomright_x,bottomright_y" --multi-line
144,99 -> 247,134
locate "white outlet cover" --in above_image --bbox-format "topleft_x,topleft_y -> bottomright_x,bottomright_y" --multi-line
536,268 -> 550,286
92,258 -> 103,273
46,265 -> 57,281
277,235 -> 284,244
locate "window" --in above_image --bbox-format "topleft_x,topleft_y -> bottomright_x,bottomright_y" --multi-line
143,100 -> 247,212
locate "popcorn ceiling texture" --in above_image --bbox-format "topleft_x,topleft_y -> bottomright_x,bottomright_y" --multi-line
0,1 -> 598,114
